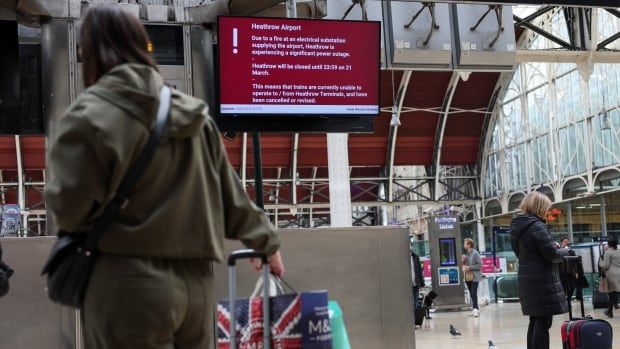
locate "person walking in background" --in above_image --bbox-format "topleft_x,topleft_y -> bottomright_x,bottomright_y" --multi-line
463,238 -> 482,317
599,238 -> 620,318
510,191 -> 569,349
558,236 -> 577,305
560,236 -> 571,249
44,6 -> 284,349
411,250 -> 424,311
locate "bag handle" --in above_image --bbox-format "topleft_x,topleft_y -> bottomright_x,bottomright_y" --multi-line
276,276 -> 297,293
82,86 -> 172,252
250,275 -> 297,298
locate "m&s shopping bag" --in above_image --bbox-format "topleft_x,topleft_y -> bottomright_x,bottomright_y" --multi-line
218,287 -> 332,349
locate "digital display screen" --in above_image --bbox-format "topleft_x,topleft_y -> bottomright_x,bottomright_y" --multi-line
432,0 -> 614,6
218,16 -> 380,116
144,25 -> 184,65
439,238 -> 457,267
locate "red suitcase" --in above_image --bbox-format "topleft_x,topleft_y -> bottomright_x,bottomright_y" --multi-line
561,255 -> 613,349
561,319 -> 613,349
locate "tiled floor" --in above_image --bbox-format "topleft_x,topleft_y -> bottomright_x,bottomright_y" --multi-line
415,300 -> 620,348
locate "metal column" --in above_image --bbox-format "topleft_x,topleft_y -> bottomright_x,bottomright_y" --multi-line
327,134 -> 352,227
475,201 -> 486,252
566,202 -> 574,242
15,135 -> 25,237
600,194 -> 607,237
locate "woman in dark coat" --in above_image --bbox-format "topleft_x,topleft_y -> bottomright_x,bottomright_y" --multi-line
510,191 -> 569,349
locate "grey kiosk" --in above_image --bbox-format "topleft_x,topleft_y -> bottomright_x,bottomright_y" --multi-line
429,215 -> 469,309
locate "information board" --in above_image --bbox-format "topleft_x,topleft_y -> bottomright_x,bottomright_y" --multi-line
408,0 -> 617,7
218,16 -> 380,117
438,267 -> 460,286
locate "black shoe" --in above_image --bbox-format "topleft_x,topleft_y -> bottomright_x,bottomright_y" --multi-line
604,309 -> 614,318
615,304 -> 619,310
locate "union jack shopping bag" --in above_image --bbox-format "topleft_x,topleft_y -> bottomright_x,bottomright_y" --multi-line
217,291 -> 332,349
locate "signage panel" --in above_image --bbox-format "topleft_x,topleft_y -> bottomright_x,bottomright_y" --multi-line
218,16 -> 381,117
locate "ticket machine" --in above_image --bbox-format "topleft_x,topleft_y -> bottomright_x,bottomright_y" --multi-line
429,215 -> 469,309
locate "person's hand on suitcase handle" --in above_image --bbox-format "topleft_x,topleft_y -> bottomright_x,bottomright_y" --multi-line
251,250 -> 285,277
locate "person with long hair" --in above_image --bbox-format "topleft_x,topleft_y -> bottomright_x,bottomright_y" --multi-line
599,238 -> 620,318
45,5 -> 284,348
510,191 -> 569,349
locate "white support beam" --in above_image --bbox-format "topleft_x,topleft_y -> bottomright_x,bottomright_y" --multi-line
432,73 -> 460,201
287,0 -> 297,18
308,167 -> 318,227
15,135 -> 26,237
241,132 -> 247,187
327,133 -> 352,227
386,71 -> 412,202
291,133 -> 299,207
515,50 -> 620,64
475,201 -> 486,252
274,167 -> 282,227
265,199 -> 478,210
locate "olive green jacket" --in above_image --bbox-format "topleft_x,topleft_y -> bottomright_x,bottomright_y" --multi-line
45,64 -> 280,261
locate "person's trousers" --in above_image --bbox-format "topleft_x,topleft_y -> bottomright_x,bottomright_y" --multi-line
83,254 -> 215,349
527,316 -> 553,349
559,274 -> 575,302
466,281 -> 479,309
413,284 -> 420,309
412,284 -> 421,324
608,291 -> 619,313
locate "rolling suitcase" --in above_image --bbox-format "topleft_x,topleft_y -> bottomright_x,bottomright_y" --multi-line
226,249 -> 272,349
561,256 -> 613,349
561,319 -> 613,349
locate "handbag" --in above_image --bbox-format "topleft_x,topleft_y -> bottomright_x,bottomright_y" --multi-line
465,271 -> 475,282
41,86 -> 172,308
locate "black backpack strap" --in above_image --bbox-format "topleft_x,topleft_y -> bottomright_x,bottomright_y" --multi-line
82,86 -> 172,252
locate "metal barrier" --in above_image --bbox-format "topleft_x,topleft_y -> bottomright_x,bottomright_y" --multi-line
0,237 -> 78,349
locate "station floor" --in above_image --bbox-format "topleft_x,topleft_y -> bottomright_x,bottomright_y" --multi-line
415,300 -> 620,348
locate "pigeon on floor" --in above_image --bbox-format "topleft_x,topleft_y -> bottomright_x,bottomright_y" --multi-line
449,324 -> 462,337
488,339 -> 498,349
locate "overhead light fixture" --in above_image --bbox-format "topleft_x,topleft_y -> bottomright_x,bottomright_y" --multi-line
390,105 -> 401,127
601,111 -> 611,130
575,206 -> 586,209
590,203 -> 601,207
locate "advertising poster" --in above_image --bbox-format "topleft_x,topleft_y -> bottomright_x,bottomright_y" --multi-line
438,267 -> 460,286
422,259 -> 431,278
481,257 -> 500,274
1,204 -> 20,237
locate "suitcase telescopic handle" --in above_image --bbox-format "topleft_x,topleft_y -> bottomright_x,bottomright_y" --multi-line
228,249 -> 269,266
228,249 -> 270,349
563,256 -> 581,261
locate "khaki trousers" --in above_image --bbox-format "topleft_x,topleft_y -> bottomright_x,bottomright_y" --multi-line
83,254 -> 215,349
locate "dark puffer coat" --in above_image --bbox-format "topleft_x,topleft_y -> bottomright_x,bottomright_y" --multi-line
510,214 -> 569,317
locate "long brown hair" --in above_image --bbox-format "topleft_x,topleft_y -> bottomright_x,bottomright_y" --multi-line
80,5 -> 158,87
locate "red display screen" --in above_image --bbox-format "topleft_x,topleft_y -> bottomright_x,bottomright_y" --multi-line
218,16 -> 380,116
